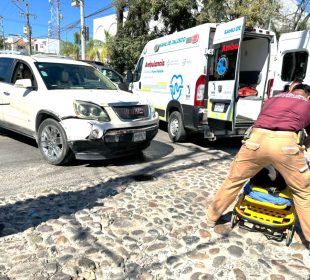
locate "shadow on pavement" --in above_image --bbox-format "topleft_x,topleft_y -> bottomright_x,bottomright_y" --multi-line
158,121 -> 242,157
82,140 -> 175,167
0,127 -> 38,148
0,147 -> 231,237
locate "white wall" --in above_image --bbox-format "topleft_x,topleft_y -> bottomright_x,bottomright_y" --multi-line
93,11 -> 162,42
93,13 -> 127,42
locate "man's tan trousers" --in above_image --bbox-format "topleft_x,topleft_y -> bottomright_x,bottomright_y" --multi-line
207,128 -> 310,242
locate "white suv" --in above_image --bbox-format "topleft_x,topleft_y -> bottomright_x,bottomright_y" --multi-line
0,54 -> 159,165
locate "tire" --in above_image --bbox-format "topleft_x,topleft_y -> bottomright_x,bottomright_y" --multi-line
38,118 -> 73,165
168,111 -> 186,142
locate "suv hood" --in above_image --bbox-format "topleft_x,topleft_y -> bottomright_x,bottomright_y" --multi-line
49,89 -> 147,106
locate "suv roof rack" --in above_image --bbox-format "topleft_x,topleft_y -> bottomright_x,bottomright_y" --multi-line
0,50 -> 25,55
31,53 -> 73,59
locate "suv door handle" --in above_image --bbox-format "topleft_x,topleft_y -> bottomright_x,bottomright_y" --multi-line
3,91 -> 10,96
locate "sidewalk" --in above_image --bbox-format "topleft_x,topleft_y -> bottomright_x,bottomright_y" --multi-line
0,149 -> 309,280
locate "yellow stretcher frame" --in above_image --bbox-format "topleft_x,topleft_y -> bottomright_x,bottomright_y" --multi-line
232,185 -> 296,246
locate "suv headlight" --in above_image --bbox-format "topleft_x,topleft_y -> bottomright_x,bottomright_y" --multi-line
73,101 -> 110,122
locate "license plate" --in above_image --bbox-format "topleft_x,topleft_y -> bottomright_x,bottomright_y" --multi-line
214,103 -> 225,113
133,131 -> 146,142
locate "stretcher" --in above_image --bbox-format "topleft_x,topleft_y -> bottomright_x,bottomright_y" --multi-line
231,182 -> 296,246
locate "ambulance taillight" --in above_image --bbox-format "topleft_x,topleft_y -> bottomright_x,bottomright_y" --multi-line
195,75 -> 206,106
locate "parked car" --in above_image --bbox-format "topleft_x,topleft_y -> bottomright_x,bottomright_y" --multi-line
0,54 -> 158,165
81,60 -> 130,92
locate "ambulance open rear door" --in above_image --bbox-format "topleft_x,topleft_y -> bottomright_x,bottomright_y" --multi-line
207,17 -> 245,136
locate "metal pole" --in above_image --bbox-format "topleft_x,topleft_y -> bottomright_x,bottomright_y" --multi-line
25,1 -> 32,54
56,0 -> 61,55
268,0 -> 275,29
80,0 -> 86,60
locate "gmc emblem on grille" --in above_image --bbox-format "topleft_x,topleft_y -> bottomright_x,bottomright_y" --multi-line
130,107 -> 145,115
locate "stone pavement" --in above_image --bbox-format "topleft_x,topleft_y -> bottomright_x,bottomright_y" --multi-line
0,148 -> 309,280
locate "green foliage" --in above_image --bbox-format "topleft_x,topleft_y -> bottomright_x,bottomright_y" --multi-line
106,31 -> 153,73
198,0 -> 280,28
151,0 -> 198,34
86,39 -> 107,62
60,41 -> 79,59
0,36 -> 4,49
60,32 -> 81,59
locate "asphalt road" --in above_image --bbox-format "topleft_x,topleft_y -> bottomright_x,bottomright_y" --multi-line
0,125 -> 241,197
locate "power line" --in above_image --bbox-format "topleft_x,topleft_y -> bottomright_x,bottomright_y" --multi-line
35,2 -> 114,39
12,0 -> 36,54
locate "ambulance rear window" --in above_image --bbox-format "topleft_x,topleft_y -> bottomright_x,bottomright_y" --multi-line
281,51 -> 308,82
209,39 -> 239,81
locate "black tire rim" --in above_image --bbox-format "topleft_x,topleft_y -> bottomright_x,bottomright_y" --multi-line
40,124 -> 64,161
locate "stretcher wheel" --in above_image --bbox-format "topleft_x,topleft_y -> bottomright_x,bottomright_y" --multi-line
231,212 -> 238,228
286,224 -> 295,246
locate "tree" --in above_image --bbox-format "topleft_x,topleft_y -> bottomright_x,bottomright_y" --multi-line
86,38 -> 108,62
292,0 -> 310,31
0,36 -> 4,50
107,0 -> 155,73
197,0 -> 280,28
272,0 -> 310,38
60,32 -> 80,59
152,0 -> 198,34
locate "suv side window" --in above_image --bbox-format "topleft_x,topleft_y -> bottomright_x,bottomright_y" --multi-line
11,61 -> 36,88
0,58 -> 14,83
102,69 -> 121,83
281,51 -> 308,81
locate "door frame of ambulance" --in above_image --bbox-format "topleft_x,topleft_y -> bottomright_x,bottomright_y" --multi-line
207,17 -> 245,132
131,57 -> 144,94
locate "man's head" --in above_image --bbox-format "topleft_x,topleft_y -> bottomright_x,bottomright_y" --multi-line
288,79 -> 303,92
292,83 -> 310,99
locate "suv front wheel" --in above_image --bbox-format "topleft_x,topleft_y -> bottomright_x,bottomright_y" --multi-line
38,118 -> 73,165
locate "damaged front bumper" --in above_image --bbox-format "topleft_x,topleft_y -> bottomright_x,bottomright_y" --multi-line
63,118 -> 158,160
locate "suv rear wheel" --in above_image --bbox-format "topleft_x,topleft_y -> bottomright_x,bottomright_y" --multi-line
38,118 -> 73,165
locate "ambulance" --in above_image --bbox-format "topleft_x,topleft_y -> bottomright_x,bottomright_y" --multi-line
130,17 -> 276,142
271,30 -> 310,95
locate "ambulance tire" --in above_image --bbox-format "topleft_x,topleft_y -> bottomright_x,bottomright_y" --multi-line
168,111 -> 186,142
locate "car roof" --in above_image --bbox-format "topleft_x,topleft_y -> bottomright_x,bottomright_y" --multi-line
0,53 -> 90,66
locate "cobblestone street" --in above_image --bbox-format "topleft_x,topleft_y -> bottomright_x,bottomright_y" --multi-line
0,143 -> 309,280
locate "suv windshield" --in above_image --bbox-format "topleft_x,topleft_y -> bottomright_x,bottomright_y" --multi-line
35,62 -> 117,90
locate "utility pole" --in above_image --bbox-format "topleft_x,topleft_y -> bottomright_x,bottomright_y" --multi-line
0,16 -> 4,50
71,0 -> 86,60
14,0 -> 36,54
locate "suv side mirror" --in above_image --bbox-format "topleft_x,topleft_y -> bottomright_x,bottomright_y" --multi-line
126,70 -> 133,83
14,78 -> 32,89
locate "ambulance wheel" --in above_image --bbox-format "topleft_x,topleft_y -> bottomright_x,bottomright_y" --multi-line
168,111 -> 186,142
231,212 -> 238,229
285,224 -> 295,246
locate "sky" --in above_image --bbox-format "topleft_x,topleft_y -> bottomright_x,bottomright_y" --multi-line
1,0 -> 116,41
0,0 -> 306,43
